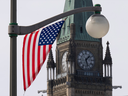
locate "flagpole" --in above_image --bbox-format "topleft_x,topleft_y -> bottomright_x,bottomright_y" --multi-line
10,0 -> 17,96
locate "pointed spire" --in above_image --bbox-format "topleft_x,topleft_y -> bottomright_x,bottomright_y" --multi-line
47,49 -> 56,68
103,41 -> 112,64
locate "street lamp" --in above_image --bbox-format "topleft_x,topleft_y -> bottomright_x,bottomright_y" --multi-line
9,1 -> 109,96
9,5 -> 104,35
86,4 -> 109,38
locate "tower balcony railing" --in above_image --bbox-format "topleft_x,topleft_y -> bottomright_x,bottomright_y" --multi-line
53,76 -> 66,86
74,75 -> 112,85
53,75 -> 112,87
76,70 -> 100,77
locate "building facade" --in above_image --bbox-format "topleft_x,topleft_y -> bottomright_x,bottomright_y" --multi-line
47,0 -> 112,96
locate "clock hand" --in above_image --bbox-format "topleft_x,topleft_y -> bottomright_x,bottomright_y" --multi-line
85,56 -> 90,62
85,56 -> 90,66
85,60 -> 88,66
87,56 -> 90,60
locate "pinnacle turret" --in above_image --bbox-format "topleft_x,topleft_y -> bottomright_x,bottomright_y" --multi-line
47,49 -> 56,68
103,41 -> 112,64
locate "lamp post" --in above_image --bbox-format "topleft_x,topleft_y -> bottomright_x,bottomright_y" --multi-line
9,1 -> 109,96
9,0 -> 17,96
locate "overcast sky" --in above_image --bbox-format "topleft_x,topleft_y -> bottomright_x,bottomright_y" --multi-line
0,0 -> 128,96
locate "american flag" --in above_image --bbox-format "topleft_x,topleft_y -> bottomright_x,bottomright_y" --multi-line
22,20 -> 64,91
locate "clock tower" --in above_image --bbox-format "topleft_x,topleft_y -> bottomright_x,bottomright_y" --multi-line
47,0 -> 113,96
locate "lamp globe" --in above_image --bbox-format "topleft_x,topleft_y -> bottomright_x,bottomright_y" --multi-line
86,14 -> 109,38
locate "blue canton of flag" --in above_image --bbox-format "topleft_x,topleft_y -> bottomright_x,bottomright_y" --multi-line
38,20 -> 65,45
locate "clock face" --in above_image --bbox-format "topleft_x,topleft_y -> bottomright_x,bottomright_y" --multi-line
77,50 -> 95,70
62,51 -> 68,72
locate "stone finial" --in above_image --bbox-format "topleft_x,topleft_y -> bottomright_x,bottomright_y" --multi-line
107,41 -> 109,45
70,23 -> 75,40
66,39 -> 75,62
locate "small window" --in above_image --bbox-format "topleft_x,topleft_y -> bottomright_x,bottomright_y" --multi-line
80,27 -> 83,33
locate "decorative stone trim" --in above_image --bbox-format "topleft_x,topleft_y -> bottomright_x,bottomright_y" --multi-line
75,89 -> 104,95
75,42 -> 98,48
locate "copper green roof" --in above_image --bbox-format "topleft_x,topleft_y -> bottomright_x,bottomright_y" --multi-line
57,0 -> 100,44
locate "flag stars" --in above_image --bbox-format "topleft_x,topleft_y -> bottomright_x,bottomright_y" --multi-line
38,20 -> 64,45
